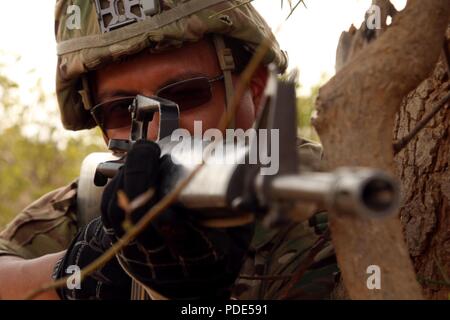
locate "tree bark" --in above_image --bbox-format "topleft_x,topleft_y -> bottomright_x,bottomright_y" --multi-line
394,28 -> 450,300
312,0 -> 450,299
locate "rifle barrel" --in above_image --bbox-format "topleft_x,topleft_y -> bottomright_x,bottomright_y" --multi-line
270,168 -> 400,218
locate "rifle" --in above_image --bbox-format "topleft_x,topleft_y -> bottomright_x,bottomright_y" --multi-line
77,66 -> 400,298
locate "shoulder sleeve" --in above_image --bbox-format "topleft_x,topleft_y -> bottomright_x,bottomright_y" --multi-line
232,138 -> 338,300
233,218 -> 338,300
0,181 -> 79,259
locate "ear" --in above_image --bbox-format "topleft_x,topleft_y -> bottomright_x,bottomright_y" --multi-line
249,65 -> 269,114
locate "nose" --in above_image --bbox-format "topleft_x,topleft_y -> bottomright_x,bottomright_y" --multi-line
106,126 -> 132,141
105,111 -> 160,142
138,91 -> 161,141
146,111 -> 160,141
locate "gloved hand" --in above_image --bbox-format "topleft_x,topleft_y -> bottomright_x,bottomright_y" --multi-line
55,140 -> 253,300
52,216 -> 132,300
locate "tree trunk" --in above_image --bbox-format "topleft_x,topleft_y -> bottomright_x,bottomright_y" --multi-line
393,28 -> 450,300
313,0 -> 450,299
332,1 -> 450,300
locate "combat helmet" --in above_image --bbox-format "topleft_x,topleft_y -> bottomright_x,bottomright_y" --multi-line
54,0 -> 288,130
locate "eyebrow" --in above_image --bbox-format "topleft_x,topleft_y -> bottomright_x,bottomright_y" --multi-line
96,71 -> 207,103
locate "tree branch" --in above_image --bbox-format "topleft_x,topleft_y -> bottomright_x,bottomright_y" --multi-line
393,90 -> 450,154
313,0 -> 450,299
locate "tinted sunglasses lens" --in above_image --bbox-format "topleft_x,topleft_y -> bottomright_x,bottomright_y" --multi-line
158,78 -> 212,110
91,97 -> 135,130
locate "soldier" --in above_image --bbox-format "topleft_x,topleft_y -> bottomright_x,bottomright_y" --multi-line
0,0 -> 338,300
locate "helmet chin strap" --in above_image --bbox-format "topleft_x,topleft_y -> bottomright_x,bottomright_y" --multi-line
80,75 -> 93,110
213,35 -> 236,129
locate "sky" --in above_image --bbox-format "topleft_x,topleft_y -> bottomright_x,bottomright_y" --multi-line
0,0 -> 407,110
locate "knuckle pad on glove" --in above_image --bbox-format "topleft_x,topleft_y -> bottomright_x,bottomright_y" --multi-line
54,217 -> 131,300
124,140 -> 161,200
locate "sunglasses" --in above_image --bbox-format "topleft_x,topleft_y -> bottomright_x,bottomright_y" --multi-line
91,74 -> 224,130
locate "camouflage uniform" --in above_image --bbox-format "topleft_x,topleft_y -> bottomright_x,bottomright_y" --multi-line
0,138 -> 338,299
0,0 -> 339,299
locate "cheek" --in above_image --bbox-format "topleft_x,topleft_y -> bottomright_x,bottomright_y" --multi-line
235,91 -> 257,130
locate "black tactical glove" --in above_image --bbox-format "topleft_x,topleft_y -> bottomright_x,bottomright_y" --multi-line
55,140 -> 253,300
53,216 -> 132,300
102,140 -> 254,299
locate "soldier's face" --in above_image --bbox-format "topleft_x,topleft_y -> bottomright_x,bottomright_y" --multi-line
90,39 -> 267,142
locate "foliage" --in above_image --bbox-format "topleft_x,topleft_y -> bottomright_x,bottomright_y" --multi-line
282,0 -> 307,20
297,82 -> 321,142
0,125 -> 104,228
0,62 -> 104,229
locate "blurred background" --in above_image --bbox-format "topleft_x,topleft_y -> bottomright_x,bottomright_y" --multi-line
0,0 -> 406,228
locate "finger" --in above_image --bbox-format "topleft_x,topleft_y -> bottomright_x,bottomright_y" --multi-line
123,140 -> 161,201
101,167 -> 125,232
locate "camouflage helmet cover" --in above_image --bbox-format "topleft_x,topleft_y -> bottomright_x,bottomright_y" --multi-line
55,0 -> 288,130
